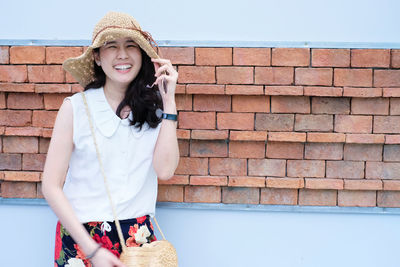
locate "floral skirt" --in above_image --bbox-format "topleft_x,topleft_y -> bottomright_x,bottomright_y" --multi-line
54,215 -> 157,267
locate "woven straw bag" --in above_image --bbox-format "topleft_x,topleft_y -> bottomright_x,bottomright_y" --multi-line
81,92 -> 178,266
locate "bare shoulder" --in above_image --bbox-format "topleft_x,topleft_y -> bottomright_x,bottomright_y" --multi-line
52,98 -> 73,139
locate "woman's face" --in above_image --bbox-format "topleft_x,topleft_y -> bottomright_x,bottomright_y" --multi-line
95,37 -> 142,88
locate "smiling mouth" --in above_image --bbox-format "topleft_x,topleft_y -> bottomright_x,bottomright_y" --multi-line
114,64 -> 132,70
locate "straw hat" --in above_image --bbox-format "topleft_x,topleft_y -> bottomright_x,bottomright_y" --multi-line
63,11 -> 160,88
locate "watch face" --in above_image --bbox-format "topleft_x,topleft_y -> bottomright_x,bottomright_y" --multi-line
155,108 -> 163,118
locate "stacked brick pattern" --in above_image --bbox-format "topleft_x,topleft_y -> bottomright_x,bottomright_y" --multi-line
1,46 -> 400,207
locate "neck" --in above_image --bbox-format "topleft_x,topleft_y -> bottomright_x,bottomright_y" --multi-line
103,81 -> 128,112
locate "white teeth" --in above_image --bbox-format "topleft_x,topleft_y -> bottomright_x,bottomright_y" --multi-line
114,64 -> 132,70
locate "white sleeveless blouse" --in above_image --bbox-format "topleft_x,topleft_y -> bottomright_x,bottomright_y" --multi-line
63,87 -> 162,223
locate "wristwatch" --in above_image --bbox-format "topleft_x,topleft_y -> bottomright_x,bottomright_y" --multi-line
161,113 -> 178,121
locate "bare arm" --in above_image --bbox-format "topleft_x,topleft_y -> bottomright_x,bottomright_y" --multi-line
41,99 -> 125,266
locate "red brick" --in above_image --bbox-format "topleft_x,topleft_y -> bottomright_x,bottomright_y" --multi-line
266,142 -> 304,159
186,84 -> 224,95
367,162 -> 400,179
229,176 -> 265,187
248,159 -> 286,176
305,143 -> 343,160
175,94 -> 192,111
351,98 -> 388,115
295,68 -> 333,86
272,48 -> 309,66
311,97 -> 350,114
43,93 -> 71,110
255,67 -> 294,85
255,113 -> 294,131
326,161 -> 364,178
0,153 -> 21,170
229,141 -> 265,158
384,144 -> 400,161
338,190 -> 376,207
230,131 -> 267,141
222,187 -> 259,204
287,160 -> 325,178
158,175 -> 189,185
193,95 -> 231,111
28,65 -> 64,83
175,157 -> 208,175
7,93 -> 43,109
299,189 -> 337,206
233,48 -> 271,66
305,178 -> 343,190
334,115 -> 372,133
1,181 -> 36,198
157,185 -> 184,202
271,96 -> 310,113
344,179 -> 382,190
35,84 -> 71,94
295,114 -> 333,132
191,130 -> 228,140
304,87 -> 342,97
232,95 -> 269,112
392,50 -> 400,68
383,180 -> 400,190
195,48 -> 232,65
158,47 -> 194,65
184,186 -> 221,203
390,98 -> 400,115
190,140 -> 227,157
177,66 -> 215,83
4,127 -> 41,136
0,65 -> 28,82
209,158 -> 247,176
0,83 -> 34,93
178,140 -> 189,156
351,49 -> 390,68
32,110 -> 57,128
334,69 -> 372,87
226,85 -> 264,95
3,171 -> 41,182
10,46 -> 45,64
268,132 -> 306,142
3,136 -> 38,153
266,177 -> 304,189
178,111 -> 215,129
216,67 -> 253,84
307,133 -> 346,143
260,188 -> 298,205
45,47 -> 83,64
374,116 -> 400,134
343,87 -> 382,97
0,110 -> 31,126
385,135 -> 400,144
41,128 -> 53,138
175,84 -> 186,94
374,70 -> 400,87
383,88 -> 400,97
378,191 -> 400,207
311,49 -> 350,67
22,153 -> 46,171
0,46 -> 9,64
265,86 -> 303,96
176,129 -> 190,140
38,138 -> 50,154
0,92 -> 5,109
346,134 -> 384,144
190,176 -> 227,186
217,113 -> 254,130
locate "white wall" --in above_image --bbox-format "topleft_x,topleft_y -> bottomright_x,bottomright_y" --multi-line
1,0 -> 399,44
1,201 -> 400,267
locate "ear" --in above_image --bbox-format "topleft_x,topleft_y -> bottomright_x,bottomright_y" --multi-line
93,50 -> 101,66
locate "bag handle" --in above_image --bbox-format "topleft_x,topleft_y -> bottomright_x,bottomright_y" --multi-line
80,91 -> 167,254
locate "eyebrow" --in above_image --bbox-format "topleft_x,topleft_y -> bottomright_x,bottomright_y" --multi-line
104,40 -> 136,45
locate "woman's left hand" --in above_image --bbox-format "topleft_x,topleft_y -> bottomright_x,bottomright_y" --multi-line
152,58 -> 178,104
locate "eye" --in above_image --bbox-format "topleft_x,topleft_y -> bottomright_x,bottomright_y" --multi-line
107,45 -> 117,49
127,44 -> 138,48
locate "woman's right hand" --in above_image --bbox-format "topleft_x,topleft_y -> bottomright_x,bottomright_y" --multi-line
90,248 -> 127,267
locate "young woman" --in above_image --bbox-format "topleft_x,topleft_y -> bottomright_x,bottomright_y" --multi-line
41,11 -> 179,267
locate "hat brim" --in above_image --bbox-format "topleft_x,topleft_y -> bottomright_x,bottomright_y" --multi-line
63,28 -> 159,88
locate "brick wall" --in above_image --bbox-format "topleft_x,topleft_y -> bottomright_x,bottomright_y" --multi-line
1,46 -> 400,207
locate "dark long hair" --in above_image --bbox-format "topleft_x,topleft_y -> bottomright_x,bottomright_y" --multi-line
85,48 -> 163,130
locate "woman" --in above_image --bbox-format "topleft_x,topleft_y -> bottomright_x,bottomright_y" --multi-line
42,11 -> 179,267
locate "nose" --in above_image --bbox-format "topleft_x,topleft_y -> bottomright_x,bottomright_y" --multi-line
117,46 -> 128,59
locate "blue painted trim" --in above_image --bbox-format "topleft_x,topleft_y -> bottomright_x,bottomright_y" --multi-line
1,39 -> 400,49
1,198 -> 400,215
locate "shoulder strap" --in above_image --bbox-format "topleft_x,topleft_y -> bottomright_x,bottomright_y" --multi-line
80,91 -> 166,253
